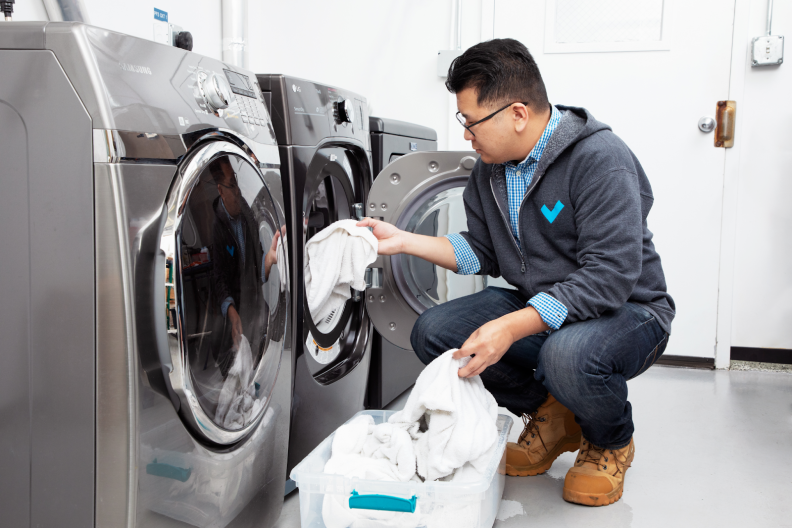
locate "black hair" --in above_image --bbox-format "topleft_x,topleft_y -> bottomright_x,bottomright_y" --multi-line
208,156 -> 233,186
446,38 -> 549,113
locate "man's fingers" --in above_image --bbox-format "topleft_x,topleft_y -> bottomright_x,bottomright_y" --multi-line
356,217 -> 375,228
453,346 -> 475,360
468,363 -> 488,378
458,355 -> 484,377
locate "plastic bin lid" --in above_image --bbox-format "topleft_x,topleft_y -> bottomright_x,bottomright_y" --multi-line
369,116 -> 438,141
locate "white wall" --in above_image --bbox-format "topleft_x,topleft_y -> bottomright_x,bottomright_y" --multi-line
248,0 -> 483,151
729,0 -> 792,350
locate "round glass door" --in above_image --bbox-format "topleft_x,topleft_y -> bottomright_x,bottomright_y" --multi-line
301,147 -> 370,382
396,186 -> 486,313
162,141 -> 288,444
365,151 -> 505,350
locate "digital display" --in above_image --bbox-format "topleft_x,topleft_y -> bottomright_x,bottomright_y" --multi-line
224,69 -> 256,98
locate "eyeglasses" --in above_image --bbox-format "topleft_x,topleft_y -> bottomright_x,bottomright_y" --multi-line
218,180 -> 239,192
456,102 -> 530,137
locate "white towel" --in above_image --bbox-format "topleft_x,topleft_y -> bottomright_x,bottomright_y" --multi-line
214,336 -> 263,429
320,350 -> 499,528
304,219 -> 378,325
388,349 -> 499,482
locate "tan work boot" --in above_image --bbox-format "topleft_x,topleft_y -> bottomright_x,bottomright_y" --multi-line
505,394 -> 582,476
563,436 -> 635,506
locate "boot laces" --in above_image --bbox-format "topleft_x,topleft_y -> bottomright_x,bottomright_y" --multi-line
518,412 -> 548,451
577,438 -> 631,476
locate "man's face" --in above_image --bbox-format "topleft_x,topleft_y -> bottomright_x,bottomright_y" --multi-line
217,162 -> 242,217
455,88 -> 528,165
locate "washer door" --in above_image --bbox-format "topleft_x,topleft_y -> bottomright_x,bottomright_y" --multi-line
160,140 -> 288,445
365,151 -> 489,350
301,146 -> 371,384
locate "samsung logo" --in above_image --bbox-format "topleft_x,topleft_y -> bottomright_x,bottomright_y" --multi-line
119,63 -> 152,75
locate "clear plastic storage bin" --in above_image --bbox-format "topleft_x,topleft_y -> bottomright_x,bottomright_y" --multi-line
290,410 -> 513,528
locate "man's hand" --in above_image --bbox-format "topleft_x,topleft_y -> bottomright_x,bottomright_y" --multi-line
227,304 -> 244,349
356,217 -> 459,271
356,217 -> 406,255
453,318 -> 516,378
454,306 -> 550,378
264,230 -> 281,281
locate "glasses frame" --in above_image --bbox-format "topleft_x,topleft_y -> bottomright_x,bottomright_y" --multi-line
456,101 -> 530,137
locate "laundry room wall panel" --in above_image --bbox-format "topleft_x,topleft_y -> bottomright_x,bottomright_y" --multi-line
0,98 -> 33,528
248,0 -> 460,150
729,0 -> 792,351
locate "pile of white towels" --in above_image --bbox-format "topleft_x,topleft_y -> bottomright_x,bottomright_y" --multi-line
215,335 -> 263,429
321,350 -> 500,528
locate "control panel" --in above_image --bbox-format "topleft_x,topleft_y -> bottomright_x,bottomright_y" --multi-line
257,74 -> 370,148
185,63 -> 276,144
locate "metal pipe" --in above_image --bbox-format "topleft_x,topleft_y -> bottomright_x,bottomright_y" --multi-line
43,0 -> 90,23
765,0 -> 773,35
222,0 -> 248,68
456,0 -> 462,50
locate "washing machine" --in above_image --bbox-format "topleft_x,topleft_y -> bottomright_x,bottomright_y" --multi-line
0,22 -> 291,528
255,74 -> 375,475
366,117 -> 439,409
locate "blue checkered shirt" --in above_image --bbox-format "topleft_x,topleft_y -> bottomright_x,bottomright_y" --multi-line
445,106 -> 568,330
220,198 -> 247,317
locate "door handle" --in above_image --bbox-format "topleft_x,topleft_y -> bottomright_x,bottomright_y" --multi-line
715,100 -> 736,148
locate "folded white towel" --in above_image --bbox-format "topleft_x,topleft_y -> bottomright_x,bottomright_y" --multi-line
304,219 -> 378,325
388,349 -> 499,482
214,336 -> 263,429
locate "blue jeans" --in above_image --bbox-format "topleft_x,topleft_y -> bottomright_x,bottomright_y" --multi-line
411,287 -> 669,449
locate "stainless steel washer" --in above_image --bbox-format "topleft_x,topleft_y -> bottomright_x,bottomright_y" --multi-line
0,22 -> 291,528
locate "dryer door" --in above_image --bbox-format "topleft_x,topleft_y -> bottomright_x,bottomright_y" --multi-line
160,140 -> 288,445
365,151 -> 487,350
301,146 -> 372,384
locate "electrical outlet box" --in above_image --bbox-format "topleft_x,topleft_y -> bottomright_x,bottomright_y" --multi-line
751,35 -> 784,67
437,50 -> 464,77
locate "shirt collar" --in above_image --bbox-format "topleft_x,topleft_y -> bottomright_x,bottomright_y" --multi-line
220,197 -> 239,223
505,105 -> 562,169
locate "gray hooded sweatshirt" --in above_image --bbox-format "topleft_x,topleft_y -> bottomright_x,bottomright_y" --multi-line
458,105 -> 675,333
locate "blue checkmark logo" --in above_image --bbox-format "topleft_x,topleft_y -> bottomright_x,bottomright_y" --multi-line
227,245 -> 235,256
541,201 -> 564,223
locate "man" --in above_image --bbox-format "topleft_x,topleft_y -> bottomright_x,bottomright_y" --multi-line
357,39 -> 674,506
209,157 -> 280,375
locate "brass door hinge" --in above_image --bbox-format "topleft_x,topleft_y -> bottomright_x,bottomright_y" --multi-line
715,100 -> 736,148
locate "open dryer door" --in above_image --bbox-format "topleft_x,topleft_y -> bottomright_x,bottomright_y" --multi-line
142,140 -> 289,446
300,146 -> 372,383
365,151 -> 487,350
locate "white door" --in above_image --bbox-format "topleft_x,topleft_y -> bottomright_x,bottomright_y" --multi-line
487,0 -> 737,358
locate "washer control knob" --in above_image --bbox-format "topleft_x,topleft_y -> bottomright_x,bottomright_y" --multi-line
200,72 -> 231,112
336,99 -> 355,124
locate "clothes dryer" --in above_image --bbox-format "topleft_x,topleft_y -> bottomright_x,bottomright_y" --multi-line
0,23 -> 291,528
256,75 -> 375,474
366,117 -> 439,409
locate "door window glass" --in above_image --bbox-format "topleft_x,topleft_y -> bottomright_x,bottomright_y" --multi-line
175,154 -> 286,431
399,187 -> 486,310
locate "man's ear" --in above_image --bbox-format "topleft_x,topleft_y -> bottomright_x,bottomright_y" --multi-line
512,104 -> 530,133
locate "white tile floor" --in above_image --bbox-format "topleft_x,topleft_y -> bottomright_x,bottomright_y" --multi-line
274,366 -> 792,528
